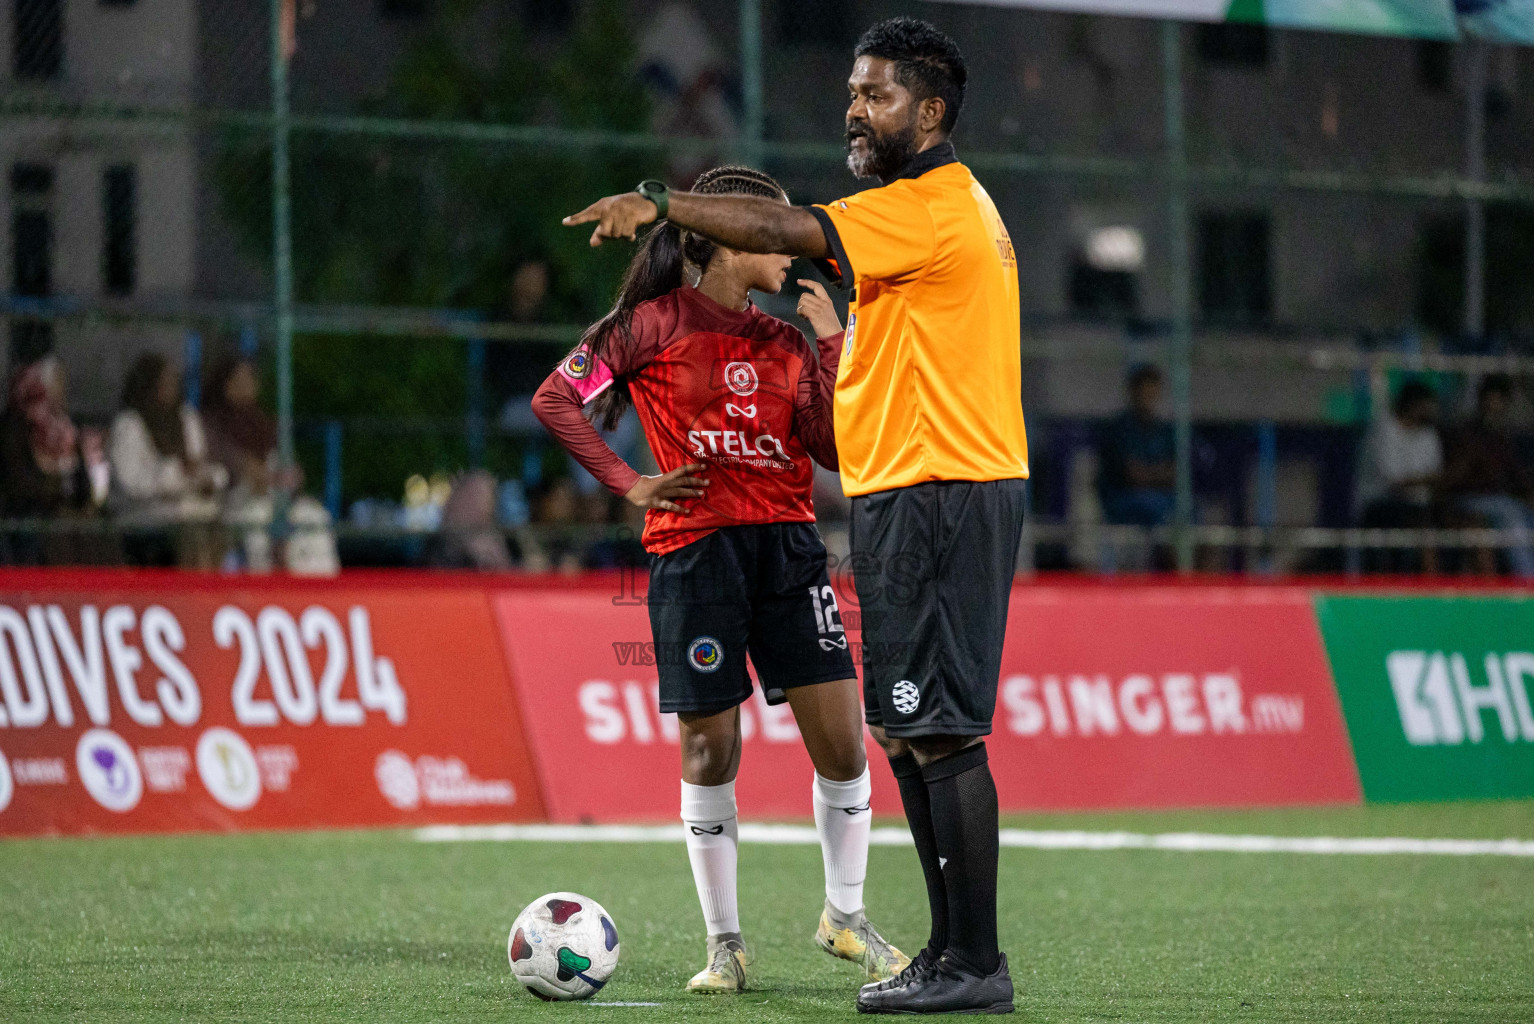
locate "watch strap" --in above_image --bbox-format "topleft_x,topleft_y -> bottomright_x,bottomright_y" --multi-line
636,179 -> 669,221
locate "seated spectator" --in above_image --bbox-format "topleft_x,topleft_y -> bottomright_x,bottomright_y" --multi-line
1441,374 -> 1534,578
1355,379 -> 1441,573
423,470 -> 515,571
202,354 -> 338,575
108,353 -> 228,568
1098,364 -> 1176,528
0,356 -> 113,564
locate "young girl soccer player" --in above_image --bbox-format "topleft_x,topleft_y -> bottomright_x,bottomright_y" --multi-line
532,166 -> 908,995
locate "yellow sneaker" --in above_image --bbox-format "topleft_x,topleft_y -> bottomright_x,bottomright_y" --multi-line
815,902 -> 911,982
685,934 -> 748,994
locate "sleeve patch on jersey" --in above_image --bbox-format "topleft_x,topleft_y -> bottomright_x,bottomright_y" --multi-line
558,345 -> 615,405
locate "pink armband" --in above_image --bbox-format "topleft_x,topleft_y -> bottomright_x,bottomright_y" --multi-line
557,346 -> 615,405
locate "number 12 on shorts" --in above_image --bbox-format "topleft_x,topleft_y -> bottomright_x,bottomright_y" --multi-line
808,585 -> 845,637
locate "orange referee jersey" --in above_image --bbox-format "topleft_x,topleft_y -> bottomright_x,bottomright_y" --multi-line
810,142 -> 1028,497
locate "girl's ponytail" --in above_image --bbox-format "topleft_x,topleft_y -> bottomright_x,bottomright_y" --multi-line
567,165 -> 786,431
580,220 -> 684,430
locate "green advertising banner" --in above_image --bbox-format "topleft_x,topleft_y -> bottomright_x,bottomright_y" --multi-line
932,0 -> 1534,43
1317,595 -> 1534,802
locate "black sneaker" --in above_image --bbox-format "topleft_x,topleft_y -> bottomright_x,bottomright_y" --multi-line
855,952 -> 1014,1015
859,946 -> 940,997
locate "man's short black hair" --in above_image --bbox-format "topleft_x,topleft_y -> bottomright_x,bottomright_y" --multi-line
854,17 -> 967,134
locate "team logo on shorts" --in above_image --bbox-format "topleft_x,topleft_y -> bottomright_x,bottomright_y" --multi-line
563,349 -> 593,379
891,679 -> 921,716
687,637 -> 724,673
724,362 -> 758,397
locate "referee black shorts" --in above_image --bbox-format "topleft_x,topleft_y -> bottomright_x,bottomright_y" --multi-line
648,523 -> 856,716
850,478 -> 1026,738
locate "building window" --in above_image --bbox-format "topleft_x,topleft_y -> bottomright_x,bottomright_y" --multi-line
14,0 -> 63,81
11,163 -> 54,298
1069,226 -> 1144,319
104,164 -> 138,296
1196,23 -> 1269,67
520,0 -> 572,32
378,0 -> 428,18
1416,41 -> 1452,92
776,0 -> 855,49
1197,211 -> 1271,324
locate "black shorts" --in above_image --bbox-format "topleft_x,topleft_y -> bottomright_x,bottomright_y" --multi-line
850,478 -> 1026,738
649,523 -> 856,716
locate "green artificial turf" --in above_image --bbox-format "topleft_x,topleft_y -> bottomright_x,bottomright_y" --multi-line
3,803 -> 1533,1022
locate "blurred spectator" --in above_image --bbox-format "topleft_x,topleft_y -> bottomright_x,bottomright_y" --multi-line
424,471 -> 514,571
1096,365 -> 1178,572
1098,364 -> 1176,527
108,353 -> 228,568
203,354 -> 338,575
0,356 -> 114,564
1355,380 -> 1441,573
508,261 -> 549,323
637,2 -> 738,183
1442,374 -> 1534,578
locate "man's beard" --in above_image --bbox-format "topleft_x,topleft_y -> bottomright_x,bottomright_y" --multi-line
845,116 -> 918,181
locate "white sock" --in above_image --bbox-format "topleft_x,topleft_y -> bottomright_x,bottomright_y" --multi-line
681,779 -> 740,937
813,767 -> 872,916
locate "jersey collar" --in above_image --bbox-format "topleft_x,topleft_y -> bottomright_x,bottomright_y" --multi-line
884,140 -> 958,185
680,283 -> 758,330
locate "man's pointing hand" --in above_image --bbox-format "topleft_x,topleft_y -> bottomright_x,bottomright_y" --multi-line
562,193 -> 659,247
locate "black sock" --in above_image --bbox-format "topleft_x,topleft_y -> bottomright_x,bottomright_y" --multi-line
889,752 -> 947,955
922,743 -> 1000,974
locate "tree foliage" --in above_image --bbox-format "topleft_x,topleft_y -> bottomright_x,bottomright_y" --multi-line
216,0 -> 650,500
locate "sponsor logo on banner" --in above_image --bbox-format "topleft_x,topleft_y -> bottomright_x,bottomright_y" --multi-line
197,728 -> 262,811
374,750 -> 516,810
11,757 -> 67,785
1319,596 -> 1534,801
0,583 -> 545,836
1001,672 -> 1306,738
76,729 -> 143,813
139,747 -> 192,792
1385,651 -> 1534,747
0,748 -> 11,813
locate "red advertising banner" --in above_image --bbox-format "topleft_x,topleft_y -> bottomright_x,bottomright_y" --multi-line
992,586 -> 1361,809
495,582 -> 1362,821
493,588 -> 908,822
0,573 -> 545,836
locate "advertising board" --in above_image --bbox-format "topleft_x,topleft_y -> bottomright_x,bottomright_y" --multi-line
0,578 -> 544,835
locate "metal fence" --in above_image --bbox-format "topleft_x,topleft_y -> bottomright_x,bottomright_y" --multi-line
3,0 -> 1534,574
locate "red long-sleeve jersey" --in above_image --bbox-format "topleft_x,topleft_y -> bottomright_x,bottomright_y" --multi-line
532,285 -> 842,555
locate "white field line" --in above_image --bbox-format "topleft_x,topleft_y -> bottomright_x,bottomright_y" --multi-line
414,822 -> 1534,857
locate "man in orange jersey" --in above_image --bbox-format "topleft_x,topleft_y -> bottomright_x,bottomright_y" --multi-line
565,17 -> 1026,1015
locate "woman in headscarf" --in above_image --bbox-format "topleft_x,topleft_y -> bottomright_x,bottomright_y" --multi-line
3,356 -> 82,513
202,352 -> 338,575
108,352 -> 227,566
1,356 -> 114,564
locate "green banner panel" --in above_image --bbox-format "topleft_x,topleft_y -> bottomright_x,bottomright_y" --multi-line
1316,595 -> 1534,802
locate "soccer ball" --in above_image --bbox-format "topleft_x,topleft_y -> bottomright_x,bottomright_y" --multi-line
508,891 -> 620,1001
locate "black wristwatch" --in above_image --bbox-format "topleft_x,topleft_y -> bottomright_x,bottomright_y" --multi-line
635,179 -> 670,220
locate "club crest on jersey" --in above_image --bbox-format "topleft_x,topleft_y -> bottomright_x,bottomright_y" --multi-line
724,362 -> 759,397
563,349 -> 593,379
687,637 -> 724,673
844,314 -> 857,356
